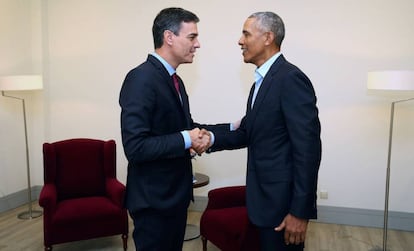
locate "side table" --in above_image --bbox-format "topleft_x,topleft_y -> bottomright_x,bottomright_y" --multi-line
184,172 -> 209,241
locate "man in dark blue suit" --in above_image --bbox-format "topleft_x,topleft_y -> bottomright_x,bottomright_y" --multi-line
207,12 -> 322,251
119,7 -> 213,251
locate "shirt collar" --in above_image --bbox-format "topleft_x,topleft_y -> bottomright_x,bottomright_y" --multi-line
255,52 -> 282,82
151,52 -> 175,76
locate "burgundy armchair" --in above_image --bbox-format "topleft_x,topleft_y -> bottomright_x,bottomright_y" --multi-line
39,138 -> 128,251
200,186 -> 259,251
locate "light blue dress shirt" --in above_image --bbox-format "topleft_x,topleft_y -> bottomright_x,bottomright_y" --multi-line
151,52 -> 175,76
251,52 -> 282,108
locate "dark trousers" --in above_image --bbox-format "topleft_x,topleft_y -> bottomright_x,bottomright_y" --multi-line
258,227 -> 304,251
129,208 -> 188,251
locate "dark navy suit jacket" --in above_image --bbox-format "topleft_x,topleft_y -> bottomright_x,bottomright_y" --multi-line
119,55 -> 196,215
211,55 -> 322,227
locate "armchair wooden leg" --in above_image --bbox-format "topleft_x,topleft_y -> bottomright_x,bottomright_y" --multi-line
201,235 -> 207,251
122,234 -> 128,250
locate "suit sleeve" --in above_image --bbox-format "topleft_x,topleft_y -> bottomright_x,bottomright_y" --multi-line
281,70 -> 321,219
208,116 -> 249,152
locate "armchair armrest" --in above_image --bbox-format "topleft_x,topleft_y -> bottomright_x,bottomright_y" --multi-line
206,185 -> 246,210
106,178 -> 126,207
39,183 -> 57,211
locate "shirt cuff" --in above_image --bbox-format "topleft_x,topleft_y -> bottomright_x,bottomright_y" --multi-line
181,131 -> 192,149
209,131 -> 215,146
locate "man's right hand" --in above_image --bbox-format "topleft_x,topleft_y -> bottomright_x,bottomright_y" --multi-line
189,128 -> 211,155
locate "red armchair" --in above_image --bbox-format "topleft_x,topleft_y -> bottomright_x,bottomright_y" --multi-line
39,138 -> 128,251
200,186 -> 259,251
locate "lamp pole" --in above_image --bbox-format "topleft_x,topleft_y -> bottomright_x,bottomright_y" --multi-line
2,91 -> 43,219
382,97 -> 414,251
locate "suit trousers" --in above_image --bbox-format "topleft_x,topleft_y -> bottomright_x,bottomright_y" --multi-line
258,227 -> 304,251
129,208 -> 188,251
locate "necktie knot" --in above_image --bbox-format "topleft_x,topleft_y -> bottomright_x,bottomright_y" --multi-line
172,73 -> 180,94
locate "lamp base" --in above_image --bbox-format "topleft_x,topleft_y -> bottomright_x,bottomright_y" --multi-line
184,224 -> 200,241
17,210 -> 43,220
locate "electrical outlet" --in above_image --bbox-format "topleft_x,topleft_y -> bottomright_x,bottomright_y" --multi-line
319,190 -> 328,199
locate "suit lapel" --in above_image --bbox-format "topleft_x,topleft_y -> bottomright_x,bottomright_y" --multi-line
148,55 -> 182,106
147,55 -> 190,127
148,55 -> 186,109
175,75 -> 192,127
246,83 -> 255,112
245,55 -> 286,132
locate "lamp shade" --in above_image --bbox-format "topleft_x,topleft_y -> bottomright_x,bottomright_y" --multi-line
367,71 -> 414,91
0,75 -> 43,91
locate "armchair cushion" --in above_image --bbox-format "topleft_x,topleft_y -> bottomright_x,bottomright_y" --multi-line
202,206 -> 249,239
53,197 -> 121,226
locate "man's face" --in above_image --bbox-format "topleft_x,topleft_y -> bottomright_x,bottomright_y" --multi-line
171,22 -> 200,65
238,18 -> 268,67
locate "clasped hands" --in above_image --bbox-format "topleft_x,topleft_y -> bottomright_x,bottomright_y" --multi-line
189,128 -> 211,156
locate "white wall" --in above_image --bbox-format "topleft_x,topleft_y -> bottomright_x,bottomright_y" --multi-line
1,0 -> 414,214
0,0 -> 44,197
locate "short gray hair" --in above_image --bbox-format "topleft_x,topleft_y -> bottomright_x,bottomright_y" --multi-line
249,12 -> 285,47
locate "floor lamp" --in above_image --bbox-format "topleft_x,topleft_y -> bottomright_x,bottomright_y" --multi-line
0,75 -> 43,220
367,70 -> 414,251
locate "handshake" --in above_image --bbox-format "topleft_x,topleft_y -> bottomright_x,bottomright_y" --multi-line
188,128 -> 212,156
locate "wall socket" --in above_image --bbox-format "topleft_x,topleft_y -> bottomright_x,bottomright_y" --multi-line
319,190 -> 328,199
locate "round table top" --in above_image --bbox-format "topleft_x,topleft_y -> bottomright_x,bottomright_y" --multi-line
193,172 -> 209,188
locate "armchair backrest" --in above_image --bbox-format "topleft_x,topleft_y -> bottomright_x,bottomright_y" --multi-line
43,138 -> 116,201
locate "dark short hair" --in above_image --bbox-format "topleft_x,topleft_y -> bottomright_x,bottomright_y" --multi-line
152,7 -> 199,49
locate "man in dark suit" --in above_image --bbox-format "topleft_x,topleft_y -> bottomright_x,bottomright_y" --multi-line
119,7 -> 212,251
207,12 -> 322,251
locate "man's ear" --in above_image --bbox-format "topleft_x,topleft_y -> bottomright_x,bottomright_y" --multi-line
164,30 -> 174,45
264,31 -> 275,46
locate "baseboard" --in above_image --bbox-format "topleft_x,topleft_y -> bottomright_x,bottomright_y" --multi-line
316,205 -> 414,232
190,196 -> 414,232
0,186 -> 42,213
